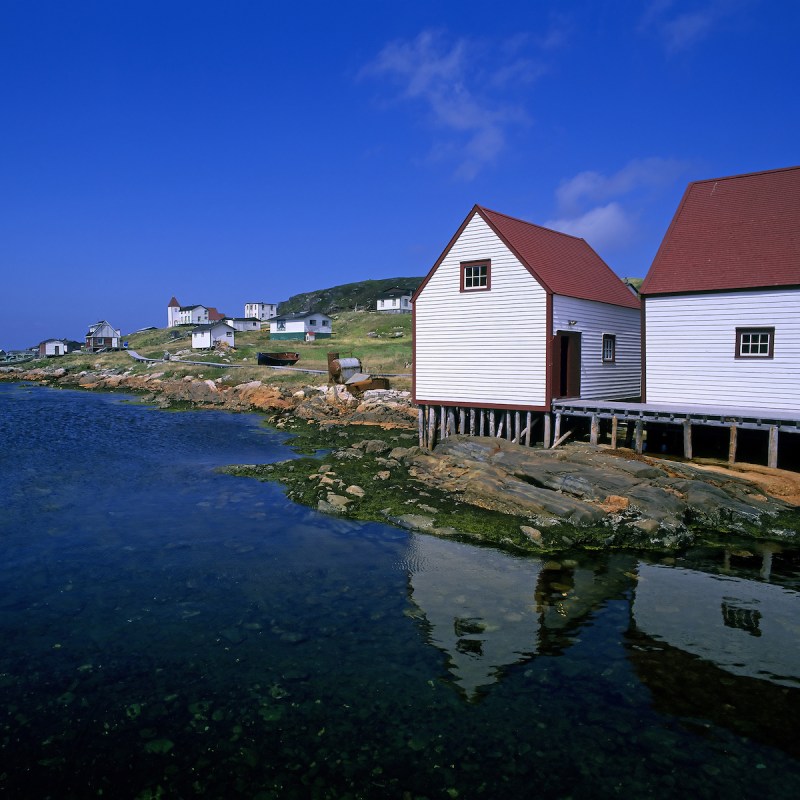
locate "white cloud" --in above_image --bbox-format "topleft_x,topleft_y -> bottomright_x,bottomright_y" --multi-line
546,157 -> 691,253
545,202 -> 636,251
555,157 -> 688,214
360,29 -> 546,180
640,0 -> 744,53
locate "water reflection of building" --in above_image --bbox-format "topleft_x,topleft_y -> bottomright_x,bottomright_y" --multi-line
627,551 -> 800,757
403,534 -> 635,699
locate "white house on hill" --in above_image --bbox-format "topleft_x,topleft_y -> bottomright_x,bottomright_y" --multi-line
377,287 -> 414,314
244,302 -> 278,322
168,297 -> 211,327
269,312 -> 332,341
640,165 -> 800,413
191,322 -> 236,349
413,205 -> 641,413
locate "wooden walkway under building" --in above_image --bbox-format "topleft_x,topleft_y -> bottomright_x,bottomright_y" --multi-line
417,399 -> 799,470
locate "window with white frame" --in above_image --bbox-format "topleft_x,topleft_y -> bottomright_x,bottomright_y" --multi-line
736,327 -> 774,358
602,334 -> 616,363
461,260 -> 490,291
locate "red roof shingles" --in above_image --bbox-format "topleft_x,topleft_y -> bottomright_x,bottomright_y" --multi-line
168,296 -> 180,307
641,165 -> 800,295
477,206 -> 640,309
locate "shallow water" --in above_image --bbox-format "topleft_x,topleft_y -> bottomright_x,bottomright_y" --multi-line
1,382 -> 798,799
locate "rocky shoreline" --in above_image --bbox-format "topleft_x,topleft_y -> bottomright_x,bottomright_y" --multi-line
4,363 -> 799,553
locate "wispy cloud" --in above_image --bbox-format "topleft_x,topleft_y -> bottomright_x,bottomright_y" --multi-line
546,202 -> 636,251
640,0 -> 744,53
546,157 -> 690,251
359,28 -> 561,180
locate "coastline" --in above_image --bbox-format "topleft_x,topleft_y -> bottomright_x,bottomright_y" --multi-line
4,363 -> 799,553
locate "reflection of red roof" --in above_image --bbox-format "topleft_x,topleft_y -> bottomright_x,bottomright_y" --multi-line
207,307 -> 225,321
416,205 -> 639,309
641,166 -> 800,295
168,296 -> 180,307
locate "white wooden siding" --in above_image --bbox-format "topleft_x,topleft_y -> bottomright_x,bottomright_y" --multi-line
645,289 -> 800,411
415,214 -> 548,406
552,296 -> 641,400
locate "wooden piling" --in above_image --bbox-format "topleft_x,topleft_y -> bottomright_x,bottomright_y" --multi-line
447,409 -> 456,437
682,419 -> 692,460
418,407 -> 424,447
479,409 -> 485,436
768,425 -> 779,469
525,412 -> 532,446
458,408 -> 466,434
553,413 -> 562,444
489,410 -> 496,437
635,420 -> 644,454
610,415 -> 618,449
427,406 -> 436,450
469,409 -> 476,437
505,411 -> 512,441
728,424 -> 738,465
514,411 -> 521,443
543,413 -> 552,448
590,414 -> 599,446
440,406 -> 446,440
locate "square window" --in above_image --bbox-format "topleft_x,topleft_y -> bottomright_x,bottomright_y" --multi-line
277,320 -> 286,331
602,334 -> 616,363
736,327 -> 774,358
461,260 -> 490,291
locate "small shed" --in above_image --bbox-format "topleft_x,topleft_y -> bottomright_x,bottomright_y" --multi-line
191,322 -> 236,349
38,339 -> 81,357
414,205 -> 641,415
269,312 -> 332,340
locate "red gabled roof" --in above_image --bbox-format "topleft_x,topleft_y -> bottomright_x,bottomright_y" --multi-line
641,165 -> 800,295
478,207 -> 639,308
168,296 -> 180,307
207,307 -> 225,321
415,205 -> 639,309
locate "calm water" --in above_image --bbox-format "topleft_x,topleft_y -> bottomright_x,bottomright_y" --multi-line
1,383 -> 799,799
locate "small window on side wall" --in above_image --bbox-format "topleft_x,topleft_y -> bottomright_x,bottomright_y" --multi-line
736,327 -> 774,358
602,334 -> 616,363
461,260 -> 491,292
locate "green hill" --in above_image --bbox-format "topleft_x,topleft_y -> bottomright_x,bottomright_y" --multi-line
277,277 -> 422,315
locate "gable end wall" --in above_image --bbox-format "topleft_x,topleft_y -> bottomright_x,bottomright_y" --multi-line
414,214 -> 548,407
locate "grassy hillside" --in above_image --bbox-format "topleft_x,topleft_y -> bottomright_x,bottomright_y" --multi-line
277,277 -> 422,315
24,312 -> 414,389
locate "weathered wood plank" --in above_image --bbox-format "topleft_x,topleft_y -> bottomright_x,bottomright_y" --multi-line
768,426 -> 779,469
728,425 -> 738,465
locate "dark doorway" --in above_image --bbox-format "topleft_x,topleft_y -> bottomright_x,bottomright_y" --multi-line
553,331 -> 581,398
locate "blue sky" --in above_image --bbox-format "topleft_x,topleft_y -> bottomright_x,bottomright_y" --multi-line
1,0 -> 797,350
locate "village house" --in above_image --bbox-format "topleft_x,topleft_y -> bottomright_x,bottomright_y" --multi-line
377,287 -> 414,314
85,321 -> 122,352
413,205 -> 641,439
38,339 -> 81,357
191,322 -> 236,349
168,297 -> 226,326
269,312 -> 332,341
244,302 -> 278,322
225,317 -> 261,332
640,165 -> 800,414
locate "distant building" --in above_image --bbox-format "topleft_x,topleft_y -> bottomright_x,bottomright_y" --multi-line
167,297 -> 215,327
269,312 -> 332,340
85,321 -> 121,352
244,302 -> 278,322
377,287 -> 414,314
225,317 -> 261,332
191,322 -> 236,349
38,339 -> 81,357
